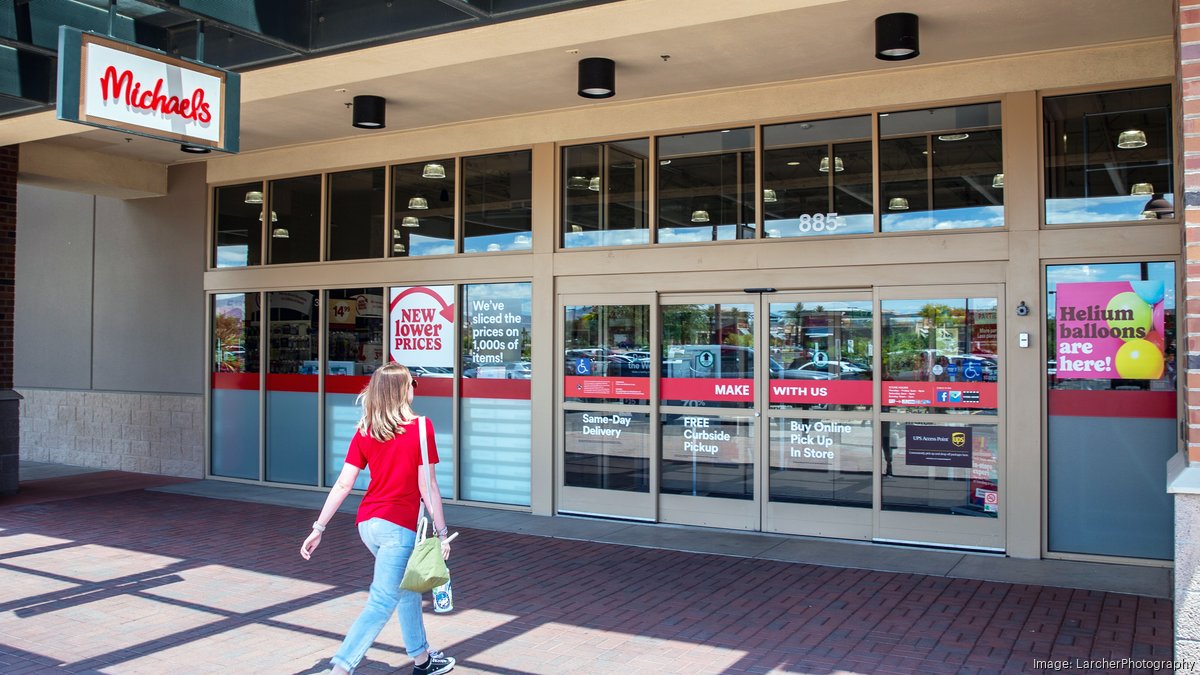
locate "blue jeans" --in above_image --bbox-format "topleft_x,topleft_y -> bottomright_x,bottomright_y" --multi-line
331,518 -> 430,673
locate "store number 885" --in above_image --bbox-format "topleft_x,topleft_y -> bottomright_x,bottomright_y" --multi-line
797,213 -> 838,233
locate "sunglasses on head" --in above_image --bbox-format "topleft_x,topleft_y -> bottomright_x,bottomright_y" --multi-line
410,379 -> 418,389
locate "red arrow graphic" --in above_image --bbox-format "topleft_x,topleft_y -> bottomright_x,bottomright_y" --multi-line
389,286 -> 455,323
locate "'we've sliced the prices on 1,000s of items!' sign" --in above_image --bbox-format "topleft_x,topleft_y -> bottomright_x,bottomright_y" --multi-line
1055,281 -> 1166,380
57,28 -> 240,153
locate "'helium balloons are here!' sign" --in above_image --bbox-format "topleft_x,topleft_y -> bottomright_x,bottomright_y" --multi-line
1055,281 -> 1166,380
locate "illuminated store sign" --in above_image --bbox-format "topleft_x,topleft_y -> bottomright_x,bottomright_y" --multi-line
57,28 -> 240,152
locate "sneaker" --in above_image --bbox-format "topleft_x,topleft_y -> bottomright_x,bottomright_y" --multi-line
413,651 -> 455,675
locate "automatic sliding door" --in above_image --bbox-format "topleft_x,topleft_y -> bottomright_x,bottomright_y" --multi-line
658,296 -> 758,530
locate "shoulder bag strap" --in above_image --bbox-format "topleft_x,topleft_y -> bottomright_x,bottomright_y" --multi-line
415,416 -> 431,539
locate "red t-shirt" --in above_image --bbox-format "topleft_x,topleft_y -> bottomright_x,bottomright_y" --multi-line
345,416 -> 439,531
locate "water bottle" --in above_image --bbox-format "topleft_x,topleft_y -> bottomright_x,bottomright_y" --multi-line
432,578 -> 453,613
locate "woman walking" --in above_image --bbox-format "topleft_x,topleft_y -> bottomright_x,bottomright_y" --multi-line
301,362 -> 455,675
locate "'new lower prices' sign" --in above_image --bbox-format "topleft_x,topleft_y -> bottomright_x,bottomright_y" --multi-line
390,286 -> 454,368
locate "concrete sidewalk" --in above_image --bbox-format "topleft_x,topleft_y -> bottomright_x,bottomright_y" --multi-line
0,464 -> 1178,673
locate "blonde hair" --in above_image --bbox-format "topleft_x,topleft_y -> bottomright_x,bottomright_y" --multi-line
355,362 -> 417,442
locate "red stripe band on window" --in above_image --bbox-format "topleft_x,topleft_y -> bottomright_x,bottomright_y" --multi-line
212,373 -> 258,390
266,374 -> 318,393
1048,389 -> 1177,419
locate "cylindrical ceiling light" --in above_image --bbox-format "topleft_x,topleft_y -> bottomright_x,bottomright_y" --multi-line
352,95 -> 386,129
875,12 -> 920,61
588,177 -> 601,191
763,188 -> 778,203
888,197 -> 910,210
422,163 -> 446,179
578,57 -> 616,99
393,242 -> 406,253
408,196 -> 429,210
1117,129 -> 1147,149
244,190 -> 263,204
992,173 -> 1005,189
690,209 -> 711,223
402,216 -> 420,227
1131,183 -> 1154,196
272,226 -> 290,239
818,156 -> 845,173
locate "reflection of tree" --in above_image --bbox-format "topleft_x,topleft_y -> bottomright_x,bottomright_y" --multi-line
215,313 -> 243,348
662,305 -> 710,345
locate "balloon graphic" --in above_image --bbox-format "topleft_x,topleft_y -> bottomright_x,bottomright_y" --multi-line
1106,292 -> 1152,340
1130,280 -> 1165,306
1115,338 -> 1164,379
1152,301 -> 1165,333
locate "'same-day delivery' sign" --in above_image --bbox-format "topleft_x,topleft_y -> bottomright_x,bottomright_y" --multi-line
1055,281 -> 1166,379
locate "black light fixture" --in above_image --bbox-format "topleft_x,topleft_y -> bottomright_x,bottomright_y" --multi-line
875,12 -> 919,61
578,57 -> 615,99
180,143 -> 211,154
352,95 -> 386,129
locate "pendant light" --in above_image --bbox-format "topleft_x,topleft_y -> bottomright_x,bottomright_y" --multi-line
578,57 -> 616,99
875,12 -> 920,61
1117,129 -> 1147,149
888,197 -> 910,210
818,156 -> 844,172
402,216 -> 420,227
690,209 -> 711,223
588,177 -> 601,191
422,163 -> 446,179
408,196 -> 429,210
992,173 -> 1005,189
937,133 -> 970,142
1131,183 -> 1154,196
393,228 -> 402,239
567,175 -> 590,189
244,190 -> 263,204
352,95 -> 386,129
393,242 -> 406,253
763,189 -> 778,203
272,226 -> 290,239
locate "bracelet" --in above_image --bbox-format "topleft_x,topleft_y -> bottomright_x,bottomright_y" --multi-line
435,526 -> 449,538
312,522 -> 326,533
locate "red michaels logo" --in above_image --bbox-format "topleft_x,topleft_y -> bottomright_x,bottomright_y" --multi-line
98,66 -> 212,124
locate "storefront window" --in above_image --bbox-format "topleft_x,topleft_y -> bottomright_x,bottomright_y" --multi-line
880,103 -> 1003,232
770,418 -> 872,507
214,182 -> 263,268
657,128 -> 755,242
265,290 -> 319,485
460,283 -> 532,504
1046,262 -> 1176,559
661,413 -> 754,499
881,297 -> 999,415
881,421 -> 999,518
211,293 -> 259,479
1044,86 -> 1173,225
563,303 -> 651,492
327,168 -> 385,261
762,116 -> 873,238
268,175 -> 322,265
462,151 -> 532,254
325,288 -> 385,490
661,303 -> 755,409
393,159 -> 455,257
562,139 -> 650,248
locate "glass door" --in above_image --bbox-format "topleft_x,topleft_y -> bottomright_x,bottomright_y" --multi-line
877,285 -> 1005,550
558,294 -> 656,520
764,293 -> 875,539
658,295 -> 758,529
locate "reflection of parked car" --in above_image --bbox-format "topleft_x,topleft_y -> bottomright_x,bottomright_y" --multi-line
792,360 -> 871,379
223,345 -> 246,358
505,361 -> 532,379
410,365 -> 454,378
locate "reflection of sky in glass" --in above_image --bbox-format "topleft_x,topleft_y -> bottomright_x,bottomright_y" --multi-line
659,225 -> 742,243
463,231 -> 533,253
882,297 -> 997,316
1046,194 -> 1175,224
882,205 -> 1004,232
564,229 -> 651,248
409,236 -> 455,257
1046,262 -> 1175,316
766,213 -> 872,238
216,245 -> 249,268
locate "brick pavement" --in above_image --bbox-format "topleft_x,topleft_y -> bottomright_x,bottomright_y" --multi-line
0,478 -> 1177,674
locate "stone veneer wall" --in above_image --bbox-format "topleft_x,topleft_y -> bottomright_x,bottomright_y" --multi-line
17,388 -> 204,478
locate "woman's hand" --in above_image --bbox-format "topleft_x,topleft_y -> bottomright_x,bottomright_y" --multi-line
440,538 -> 451,560
301,530 -> 322,560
